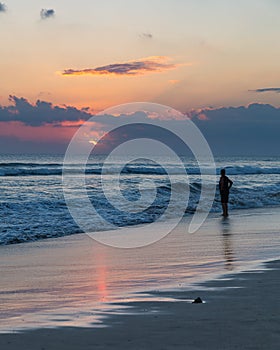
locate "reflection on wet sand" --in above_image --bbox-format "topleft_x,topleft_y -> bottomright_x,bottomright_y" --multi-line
220,218 -> 235,270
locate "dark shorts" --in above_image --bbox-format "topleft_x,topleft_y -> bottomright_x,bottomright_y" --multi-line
220,191 -> 229,203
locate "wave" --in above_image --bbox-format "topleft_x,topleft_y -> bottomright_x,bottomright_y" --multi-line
224,165 -> 280,175
1,162 -> 280,176
1,177 -> 280,245
1,155 -> 279,246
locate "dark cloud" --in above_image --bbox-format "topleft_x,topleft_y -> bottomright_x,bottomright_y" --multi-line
0,96 -> 92,126
40,9 -> 55,20
80,104 -> 280,156
77,105 -> 280,156
140,32 -> 153,39
190,104 -> 280,155
1,97 -> 280,155
62,56 -> 177,76
0,2 -> 7,12
249,87 -> 280,93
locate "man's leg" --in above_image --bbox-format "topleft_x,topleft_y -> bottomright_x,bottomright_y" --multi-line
222,203 -> 227,216
225,203 -> 228,217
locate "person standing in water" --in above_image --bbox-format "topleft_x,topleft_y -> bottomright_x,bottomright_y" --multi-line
219,169 -> 233,217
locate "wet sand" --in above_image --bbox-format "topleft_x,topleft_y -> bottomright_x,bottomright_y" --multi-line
0,207 -> 280,349
0,259 -> 279,349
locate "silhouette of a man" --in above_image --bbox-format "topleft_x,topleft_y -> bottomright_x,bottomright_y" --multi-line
219,168 -> 233,217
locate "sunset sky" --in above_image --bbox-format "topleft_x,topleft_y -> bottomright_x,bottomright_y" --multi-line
1,0 -> 280,153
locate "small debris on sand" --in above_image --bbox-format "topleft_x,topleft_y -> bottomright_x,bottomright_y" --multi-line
192,297 -> 203,304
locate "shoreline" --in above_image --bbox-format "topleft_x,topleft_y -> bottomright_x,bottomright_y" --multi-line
0,259 -> 279,349
1,204 -> 280,247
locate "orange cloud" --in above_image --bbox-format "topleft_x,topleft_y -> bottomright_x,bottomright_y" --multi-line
168,79 -> 180,85
61,56 -> 183,77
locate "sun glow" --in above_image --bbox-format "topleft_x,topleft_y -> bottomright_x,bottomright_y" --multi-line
89,140 -> 97,145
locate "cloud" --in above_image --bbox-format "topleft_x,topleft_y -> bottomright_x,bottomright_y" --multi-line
1,97 -> 280,155
140,32 -> 153,39
61,56 -> 180,77
168,80 -> 180,85
0,2 -> 7,12
0,96 -> 92,126
40,9 -> 55,20
249,87 -> 280,93
190,103 -> 280,155
69,103 -> 280,156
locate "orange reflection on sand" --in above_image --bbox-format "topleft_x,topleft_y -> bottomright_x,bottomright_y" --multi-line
93,248 -> 109,303
97,264 -> 108,302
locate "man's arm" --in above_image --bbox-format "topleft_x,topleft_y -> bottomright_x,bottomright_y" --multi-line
228,178 -> 233,189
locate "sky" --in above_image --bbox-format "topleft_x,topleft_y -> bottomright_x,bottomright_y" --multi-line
1,0 -> 280,154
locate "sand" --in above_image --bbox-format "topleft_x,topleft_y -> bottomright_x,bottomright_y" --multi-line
0,259 -> 279,350
1,207 -> 280,349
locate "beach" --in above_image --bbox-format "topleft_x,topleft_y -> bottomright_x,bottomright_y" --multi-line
0,261 -> 279,349
0,206 -> 279,349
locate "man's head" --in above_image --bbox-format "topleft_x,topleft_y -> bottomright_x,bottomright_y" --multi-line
221,168 -> 226,176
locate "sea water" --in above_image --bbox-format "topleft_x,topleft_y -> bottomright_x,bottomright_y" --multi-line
0,154 -> 280,245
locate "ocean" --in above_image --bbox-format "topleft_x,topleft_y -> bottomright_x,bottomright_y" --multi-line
0,154 -> 280,245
